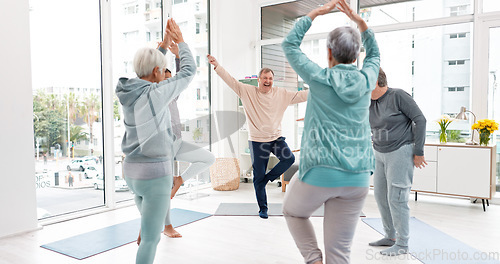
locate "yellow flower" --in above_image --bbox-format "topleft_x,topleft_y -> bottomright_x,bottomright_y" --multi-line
473,119 -> 499,133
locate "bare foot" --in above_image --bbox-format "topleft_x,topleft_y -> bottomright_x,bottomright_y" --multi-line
137,231 -> 141,245
163,224 -> 182,238
170,176 -> 184,199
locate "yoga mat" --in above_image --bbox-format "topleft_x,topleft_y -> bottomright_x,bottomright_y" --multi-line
214,203 -> 365,217
41,208 -> 211,260
362,217 -> 500,264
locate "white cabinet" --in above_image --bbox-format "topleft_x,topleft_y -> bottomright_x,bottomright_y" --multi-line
412,146 -> 437,192
436,146 -> 493,198
412,143 -> 496,200
413,162 -> 437,192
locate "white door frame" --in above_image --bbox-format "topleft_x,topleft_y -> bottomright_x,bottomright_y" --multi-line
477,15 -> 500,204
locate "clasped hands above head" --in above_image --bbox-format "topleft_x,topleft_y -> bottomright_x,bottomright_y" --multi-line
159,18 -> 185,50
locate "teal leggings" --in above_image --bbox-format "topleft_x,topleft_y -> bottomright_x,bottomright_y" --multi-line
125,176 -> 172,264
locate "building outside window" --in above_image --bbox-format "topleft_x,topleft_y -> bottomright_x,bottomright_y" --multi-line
450,5 -> 468,16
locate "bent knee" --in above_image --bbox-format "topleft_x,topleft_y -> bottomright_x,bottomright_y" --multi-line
282,154 -> 295,165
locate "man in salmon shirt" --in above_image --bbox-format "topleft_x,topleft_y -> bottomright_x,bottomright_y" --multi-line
207,54 -> 308,219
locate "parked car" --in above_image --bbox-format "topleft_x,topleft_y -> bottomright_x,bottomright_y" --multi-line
93,175 -> 129,191
67,157 -> 97,171
84,156 -> 99,164
83,166 -> 100,179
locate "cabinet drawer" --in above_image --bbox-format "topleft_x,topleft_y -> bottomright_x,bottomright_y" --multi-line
424,146 -> 437,161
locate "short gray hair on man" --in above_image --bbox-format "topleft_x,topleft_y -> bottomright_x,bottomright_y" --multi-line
258,67 -> 274,78
327,26 -> 361,64
133,47 -> 167,78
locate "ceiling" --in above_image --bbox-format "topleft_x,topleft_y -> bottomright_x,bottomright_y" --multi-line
262,0 -> 416,19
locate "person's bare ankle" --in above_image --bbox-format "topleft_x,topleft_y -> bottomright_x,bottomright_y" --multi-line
137,232 -> 141,245
170,176 -> 184,199
163,224 -> 182,238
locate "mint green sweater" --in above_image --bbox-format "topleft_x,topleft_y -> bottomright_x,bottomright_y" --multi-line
282,16 -> 380,187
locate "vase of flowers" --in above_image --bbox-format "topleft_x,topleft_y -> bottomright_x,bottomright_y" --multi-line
471,119 -> 499,146
436,115 -> 454,144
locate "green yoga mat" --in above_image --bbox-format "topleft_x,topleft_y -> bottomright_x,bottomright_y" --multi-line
362,217 -> 500,264
41,208 -> 211,260
214,203 -> 365,217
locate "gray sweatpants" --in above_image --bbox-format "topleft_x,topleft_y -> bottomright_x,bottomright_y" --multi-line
283,176 -> 368,264
164,140 -> 215,225
373,144 -> 414,247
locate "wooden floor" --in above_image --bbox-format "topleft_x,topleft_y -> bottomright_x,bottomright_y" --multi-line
1,182 -> 499,264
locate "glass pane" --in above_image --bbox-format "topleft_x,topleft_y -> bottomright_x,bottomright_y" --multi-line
361,0 -> 473,27
487,26 -> 500,195
30,0 -> 105,219
483,0 -> 500,12
173,0 -> 211,196
303,12 -> 350,36
373,23 -> 473,142
111,0 -> 210,199
110,0 -> 165,203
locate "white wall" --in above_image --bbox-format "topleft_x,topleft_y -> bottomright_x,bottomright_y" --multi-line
210,0 -> 258,157
0,0 -> 39,238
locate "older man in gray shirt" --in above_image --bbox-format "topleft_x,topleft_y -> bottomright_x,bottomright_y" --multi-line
368,68 -> 427,256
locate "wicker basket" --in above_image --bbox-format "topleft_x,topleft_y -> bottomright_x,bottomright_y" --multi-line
210,158 -> 240,191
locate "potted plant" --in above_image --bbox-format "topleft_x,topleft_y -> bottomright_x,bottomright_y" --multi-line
471,119 -> 499,146
436,115 -> 454,144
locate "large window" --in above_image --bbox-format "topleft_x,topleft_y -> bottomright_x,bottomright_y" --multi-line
261,0 -> 478,144
111,0 -> 211,199
30,0 -> 211,220
488,26 -> 500,194
30,0 -> 105,219
375,23 -> 473,140
362,0 -> 473,27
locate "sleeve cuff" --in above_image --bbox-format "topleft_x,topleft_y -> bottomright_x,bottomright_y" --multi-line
361,28 -> 374,41
300,16 -> 312,29
158,46 -> 167,55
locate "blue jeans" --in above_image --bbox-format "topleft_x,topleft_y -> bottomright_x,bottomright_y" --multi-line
373,144 -> 414,247
249,137 -> 295,211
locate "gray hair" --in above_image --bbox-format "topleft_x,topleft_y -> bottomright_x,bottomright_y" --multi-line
377,67 -> 387,87
258,67 -> 274,78
133,47 -> 167,78
327,26 -> 361,64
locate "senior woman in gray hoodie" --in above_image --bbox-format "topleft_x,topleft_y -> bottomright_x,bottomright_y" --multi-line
115,19 -> 195,264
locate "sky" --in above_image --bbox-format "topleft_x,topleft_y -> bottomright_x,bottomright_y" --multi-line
29,0 -> 101,90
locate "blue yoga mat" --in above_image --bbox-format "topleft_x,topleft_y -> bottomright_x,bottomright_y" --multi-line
362,217 -> 500,264
41,208 -> 211,260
